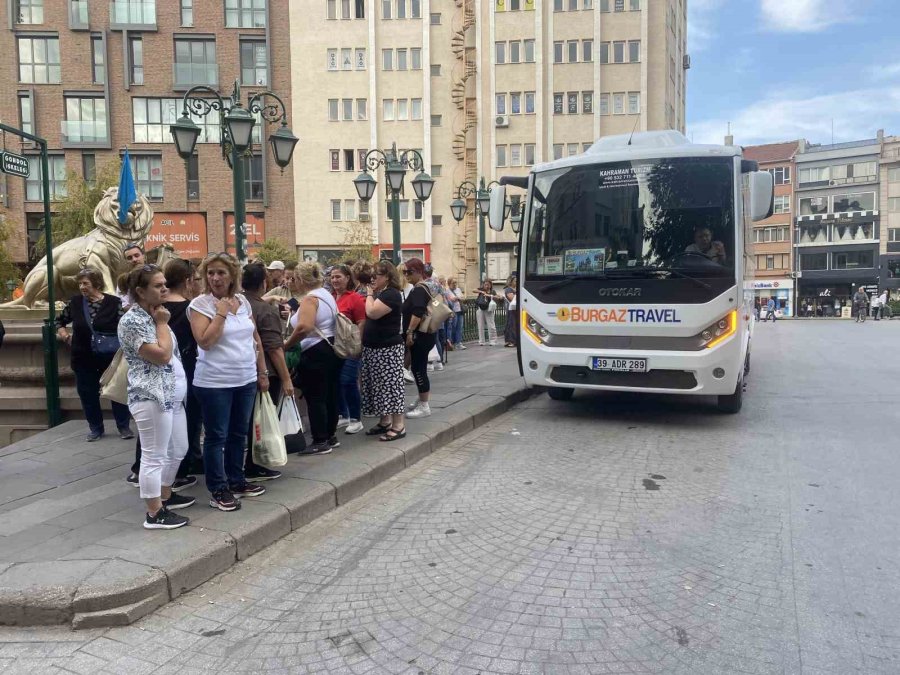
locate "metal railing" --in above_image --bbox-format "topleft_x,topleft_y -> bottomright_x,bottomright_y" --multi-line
60,120 -> 108,144
458,298 -> 509,343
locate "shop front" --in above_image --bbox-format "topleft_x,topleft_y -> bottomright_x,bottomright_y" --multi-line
751,279 -> 793,317
797,278 -> 879,317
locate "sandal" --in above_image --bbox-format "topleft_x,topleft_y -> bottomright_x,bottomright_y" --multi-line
365,423 -> 392,436
379,427 -> 406,442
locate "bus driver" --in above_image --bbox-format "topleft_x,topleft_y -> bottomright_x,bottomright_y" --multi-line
684,226 -> 727,265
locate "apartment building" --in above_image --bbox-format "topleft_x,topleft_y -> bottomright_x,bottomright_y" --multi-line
742,141 -> 799,316
0,0 -> 294,264
291,0 -> 688,288
794,133 -> 883,316
878,134 -> 900,295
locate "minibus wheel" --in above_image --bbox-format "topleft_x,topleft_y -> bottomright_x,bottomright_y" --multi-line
547,387 -> 574,401
717,375 -> 743,414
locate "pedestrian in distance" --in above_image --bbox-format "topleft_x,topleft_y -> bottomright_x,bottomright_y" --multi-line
877,290 -> 888,320
117,264 -> 194,530
422,265 -> 446,371
127,259 -> 203,490
360,260 -> 407,440
189,252 -> 269,512
503,275 -> 519,346
55,268 -> 133,442
331,264 -> 366,435
763,297 -> 777,323
402,258 -> 437,419
852,287 -> 868,323
447,277 -> 466,350
474,279 -> 502,346
284,262 -> 345,455
119,243 -> 146,309
242,261 -> 293,481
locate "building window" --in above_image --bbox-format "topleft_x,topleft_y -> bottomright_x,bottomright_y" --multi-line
767,166 -> 790,185
832,192 -> 875,213
132,155 -> 163,199
18,36 -> 60,84
582,40 -> 593,62
411,0 -> 421,17
553,0 -> 563,10
628,40 -> 640,62
242,154 -> 263,200
344,199 -> 356,220
799,252 -> 827,270
888,197 -> 900,212
396,98 -> 408,120
553,93 -> 563,115
225,0 -> 266,28
582,92 -> 592,114
343,149 -> 355,171
553,42 -> 563,64
181,0 -> 193,25
330,149 -> 340,171
567,40 -> 578,63
430,114 -> 442,126
525,91 -> 535,114
396,0 -> 405,19
496,93 -> 506,115
413,200 -> 424,220
612,41 -> 624,63
496,42 -> 506,64
888,168 -> 900,183
431,165 -> 442,177
16,0 -> 43,23
130,37 -> 144,85
133,97 -> 219,143
432,215 -> 442,226
386,200 -> 410,220
798,166 -> 829,184
331,199 -> 342,220
327,0 -> 336,18
833,250 -> 874,269
174,39 -> 217,87
26,155 -> 67,201
507,41 -> 519,63
240,40 -> 267,86
613,92 -> 624,114
396,48 -> 407,70
567,143 -> 578,156
411,47 -> 421,69
627,91 -> 640,114
567,92 -> 578,114
186,155 -> 200,200
63,97 -> 107,143
328,48 -> 338,71
599,93 -> 609,115
82,153 -> 96,187
328,98 -> 339,120
599,42 -> 609,64
383,99 -> 394,120
430,64 -> 441,76
773,195 -> 790,214
525,143 -> 535,166
355,48 -> 367,69
630,0 -> 639,8
18,93 -> 34,135
382,49 -> 393,70
429,12 -> 440,24
357,98 -> 367,120
342,98 -> 353,120
496,145 -> 507,167
799,197 -> 828,217
411,98 -> 422,120
91,36 -> 105,84
524,39 -> 535,62
510,144 -> 521,167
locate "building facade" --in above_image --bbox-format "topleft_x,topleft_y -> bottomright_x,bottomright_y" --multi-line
742,141 -> 798,316
0,0 -> 294,265
878,134 -> 900,295
793,134 -> 883,317
290,0 -> 688,289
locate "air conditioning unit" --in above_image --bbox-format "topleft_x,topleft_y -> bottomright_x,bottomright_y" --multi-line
683,54 -> 691,70
790,271 -> 802,279
495,114 -> 509,128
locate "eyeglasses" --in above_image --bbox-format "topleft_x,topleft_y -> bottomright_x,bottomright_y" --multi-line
374,271 -> 387,277
205,251 -> 235,261
402,270 -> 413,276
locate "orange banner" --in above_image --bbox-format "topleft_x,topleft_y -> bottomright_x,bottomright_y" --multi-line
146,212 -> 208,259
224,212 -> 266,256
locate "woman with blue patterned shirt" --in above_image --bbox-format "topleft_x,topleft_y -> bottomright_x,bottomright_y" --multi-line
118,265 -> 193,530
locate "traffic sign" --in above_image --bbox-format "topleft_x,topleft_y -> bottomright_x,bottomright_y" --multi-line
0,151 -> 30,178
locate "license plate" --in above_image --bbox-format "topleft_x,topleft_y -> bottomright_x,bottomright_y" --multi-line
591,357 -> 648,372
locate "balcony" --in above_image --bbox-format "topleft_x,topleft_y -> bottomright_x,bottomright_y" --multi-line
61,120 -> 109,146
109,1 -> 157,30
173,63 -> 219,90
69,0 -> 89,29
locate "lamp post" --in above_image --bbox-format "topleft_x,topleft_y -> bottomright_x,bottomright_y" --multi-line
5,279 -> 16,300
353,142 -> 434,265
170,80 -> 298,263
450,177 -> 510,283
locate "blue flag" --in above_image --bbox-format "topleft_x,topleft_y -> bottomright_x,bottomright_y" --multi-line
118,149 -> 137,225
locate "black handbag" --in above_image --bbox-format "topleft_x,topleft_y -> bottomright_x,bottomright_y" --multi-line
83,297 -> 121,355
475,294 -> 490,310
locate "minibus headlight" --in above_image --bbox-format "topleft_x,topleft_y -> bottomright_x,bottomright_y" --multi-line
699,310 -> 738,349
523,311 -> 551,344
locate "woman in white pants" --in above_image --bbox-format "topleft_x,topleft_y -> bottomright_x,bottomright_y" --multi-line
474,279 -> 502,346
118,265 -> 193,530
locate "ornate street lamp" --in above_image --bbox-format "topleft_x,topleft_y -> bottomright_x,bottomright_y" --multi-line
450,177 -> 504,282
353,142 -> 434,264
170,80 -> 299,262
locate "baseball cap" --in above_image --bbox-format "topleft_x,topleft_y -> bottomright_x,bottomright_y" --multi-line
267,260 -> 285,271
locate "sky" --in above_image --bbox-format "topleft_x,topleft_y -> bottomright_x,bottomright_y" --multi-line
686,0 -> 900,147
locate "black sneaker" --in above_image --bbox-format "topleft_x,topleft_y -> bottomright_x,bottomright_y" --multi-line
245,466 -> 282,482
171,476 -> 198,492
126,473 -> 139,487
86,430 -> 103,442
209,490 -> 241,512
144,507 -> 189,530
163,492 -> 196,510
230,482 -> 266,498
298,442 -> 333,456
328,436 -> 341,449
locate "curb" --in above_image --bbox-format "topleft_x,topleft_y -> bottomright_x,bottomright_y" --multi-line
0,382 -> 534,629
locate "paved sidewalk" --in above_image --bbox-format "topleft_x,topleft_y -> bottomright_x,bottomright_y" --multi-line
0,345 -> 529,629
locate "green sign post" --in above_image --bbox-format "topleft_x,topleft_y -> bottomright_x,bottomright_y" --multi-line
0,124 -> 62,428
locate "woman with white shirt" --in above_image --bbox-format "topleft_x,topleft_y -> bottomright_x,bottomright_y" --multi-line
189,253 -> 269,512
284,262 -> 344,455
117,265 -> 193,529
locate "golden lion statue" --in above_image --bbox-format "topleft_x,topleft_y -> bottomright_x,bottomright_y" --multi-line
2,187 -> 154,308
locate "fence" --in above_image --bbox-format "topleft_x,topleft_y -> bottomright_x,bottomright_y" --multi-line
457,298 -> 509,343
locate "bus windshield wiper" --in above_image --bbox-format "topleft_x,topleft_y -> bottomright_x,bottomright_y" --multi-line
607,265 -> 712,290
541,274 -> 609,292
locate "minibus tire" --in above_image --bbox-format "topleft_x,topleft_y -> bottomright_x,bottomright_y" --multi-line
548,387 -> 574,401
717,376 -> 743,414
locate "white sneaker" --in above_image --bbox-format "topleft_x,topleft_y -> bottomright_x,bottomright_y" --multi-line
345,419 -> 364,434
403,368 -> 415,383
427,364 -> 435,372
457,344 -> 467,350
406,403 -> 431,418
407,400 -> 422,412
434,362 -> 444,371
489,341 -> 497,346
478,342 -> 485,346
336,416 -> 351,429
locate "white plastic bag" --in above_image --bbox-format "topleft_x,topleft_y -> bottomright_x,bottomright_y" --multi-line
427,345 -> 441,363
252,392 -> 287,468
278,394 -> 303,437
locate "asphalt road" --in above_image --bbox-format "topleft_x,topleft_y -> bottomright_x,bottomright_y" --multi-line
2,321 -> 899,674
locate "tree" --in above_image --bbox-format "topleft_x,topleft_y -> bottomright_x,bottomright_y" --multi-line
0,214 -> 23,298
253,238 -> 298,267
336,219 -> 377,263
33,158 -> 121,257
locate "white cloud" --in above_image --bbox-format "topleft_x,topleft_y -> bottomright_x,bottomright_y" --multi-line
870,62 -> 900,80
687,0 -> 724,52
760,0 -> 845,33
688,86 -> 900,146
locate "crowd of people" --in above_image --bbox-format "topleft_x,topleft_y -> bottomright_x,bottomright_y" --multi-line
54,243 -> 519,530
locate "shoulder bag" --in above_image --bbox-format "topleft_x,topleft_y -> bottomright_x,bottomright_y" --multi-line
83,297 -> 121,355
313,293 -> 362,359
99,349 -> 128,404
415,283 -> 454,335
